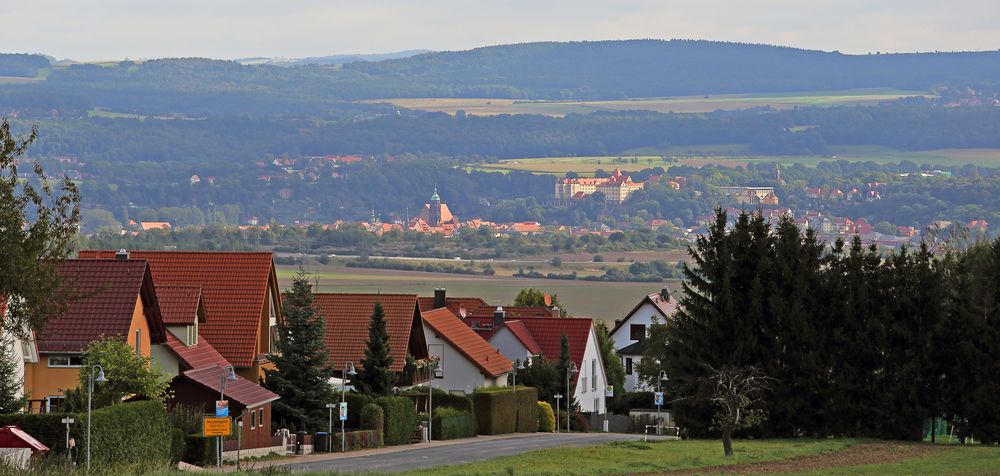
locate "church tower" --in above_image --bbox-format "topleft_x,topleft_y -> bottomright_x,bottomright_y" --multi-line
428,187 -> 442,227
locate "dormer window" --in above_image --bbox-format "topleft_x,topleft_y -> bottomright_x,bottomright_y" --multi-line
630,324 -> 646,341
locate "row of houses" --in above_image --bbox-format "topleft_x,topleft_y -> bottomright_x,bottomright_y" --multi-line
4,250 -> 619,454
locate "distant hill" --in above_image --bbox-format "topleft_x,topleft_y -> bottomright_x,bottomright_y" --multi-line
256,50 -> 431,66
339,40 -> 1000,99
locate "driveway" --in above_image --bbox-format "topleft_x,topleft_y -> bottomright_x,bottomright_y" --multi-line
280,433 -> 664,473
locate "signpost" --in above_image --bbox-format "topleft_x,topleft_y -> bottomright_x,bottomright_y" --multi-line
553,394 -> 563,433
203,417 -> 232,437
215,400 -> 229,417
61,417 -> 74,462
326,403 -> 336,453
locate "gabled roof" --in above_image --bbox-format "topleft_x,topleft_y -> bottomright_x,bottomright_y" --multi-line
516,317 -> 593,373
36,259 -> 165,353
311,293 -> 423,373
182,365 -> 279,409
417,296 -> 489,317
421,308 -> 511,378
500,320 -> 543,356
156,285 -> 205,325
163,332 -> 230,370
617,339 -> 648,356
611,291 -> 679,338
78,251 -> 278,368
0,426 -> 49,453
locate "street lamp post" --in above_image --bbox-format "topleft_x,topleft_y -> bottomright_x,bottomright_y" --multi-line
427,360 -> 442,443
341,361 -> 357,452
86,365 -> 106,472
656,370 -> 668,436
511,359 -> 525,389
566,362 -> 578,433
218,365 -> 237,469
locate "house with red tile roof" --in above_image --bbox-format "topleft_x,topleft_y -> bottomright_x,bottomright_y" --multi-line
488,318 -> 543,364
610,288 -> 679,392
24,257 -> 166,413
310,293 -> 428,382
78,250 -> 281,381
418,289 -> 489,319
421,308 -> 511,393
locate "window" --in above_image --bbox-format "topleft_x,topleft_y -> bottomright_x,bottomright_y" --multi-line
630,324 -> 646,341
592,359 -> 597,390
48,355 -> 83,367
595,398 -> 600,414
269,325 -> 278,354
259,408 -> 264,429
135,329 -> 142,355
46,396 -> 65,413
625,357 -> 633,376
251,408 -> 257,429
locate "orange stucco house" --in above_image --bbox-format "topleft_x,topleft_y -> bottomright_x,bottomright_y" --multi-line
25,257 -> 166,412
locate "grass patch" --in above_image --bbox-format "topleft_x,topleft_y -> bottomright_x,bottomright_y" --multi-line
785,445 -> 1000,475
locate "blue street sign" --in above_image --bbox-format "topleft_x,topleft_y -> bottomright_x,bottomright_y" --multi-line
216,400 -> 229,417
654,392 -> 664,406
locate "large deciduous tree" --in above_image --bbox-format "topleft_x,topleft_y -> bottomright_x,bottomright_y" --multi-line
265,271 -> 337,432
0,118 -> 80,337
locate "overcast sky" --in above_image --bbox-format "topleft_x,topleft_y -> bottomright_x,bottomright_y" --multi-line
3,0 -> 999,61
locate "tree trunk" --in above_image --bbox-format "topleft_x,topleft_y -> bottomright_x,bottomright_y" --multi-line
722,430 -> 734,457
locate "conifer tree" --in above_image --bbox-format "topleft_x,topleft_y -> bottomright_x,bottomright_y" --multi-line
264,271 -> 336,432
0,335 -> 26,413
355,301 -> 395,396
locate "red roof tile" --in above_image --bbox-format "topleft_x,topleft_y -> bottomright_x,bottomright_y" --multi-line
163,332 -> 230,370
417,296 -> 489,318
311,293 -> 423,373
611,291 -> 679,338
156,285 -> 205,325
422,308 -> 511,377
516,317 -> 593,384
79,251 -> 277,368
469,306 -> 554,319
501,320 -> 543,356
36,259 -> 165,353
182,365 -> 279,408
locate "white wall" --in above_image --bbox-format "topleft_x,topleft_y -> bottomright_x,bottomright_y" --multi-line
423,324 -> 508,394
573,327 -> 608,414
611,300 -> 667,392
151,344 -> 180,377
2,332 -> 27,401
489,327 -> 534,364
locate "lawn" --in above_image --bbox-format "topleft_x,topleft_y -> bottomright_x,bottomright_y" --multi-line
365,89 -> 929,117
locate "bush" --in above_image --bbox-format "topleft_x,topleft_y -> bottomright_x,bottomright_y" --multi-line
514,387 -> 539,433
182,434 -> 214,465
375,396 -> 417,446
400,388 -> 474,413
554,409 -> 591,432
336,392 -> 374,429
169,428 -> 185,463
608,391 -> 655,415
432,407 -> 476,440
331,429 -> 383,451
82,400 -> 171,467
472,387 -> 516,435
537,402 -> 556,432
0,413 -> 75,452
360,403 -> 384,432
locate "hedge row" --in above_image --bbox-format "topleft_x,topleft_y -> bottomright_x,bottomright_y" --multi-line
360,403 -> 384,432
336,393 -> 374,429
332,429 -> 383,451
608,391 -> 655,415
375,396 -> 417,446
401,388 -> 474,413
472,387 -> 517,435
0,412 -> 74,452
514,387 -> 539,433
432,407 -> 476,440
537,401 -> 556,432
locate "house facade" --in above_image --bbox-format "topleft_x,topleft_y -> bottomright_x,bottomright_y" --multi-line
610,288 -> 678,392
420,308 -> 511,394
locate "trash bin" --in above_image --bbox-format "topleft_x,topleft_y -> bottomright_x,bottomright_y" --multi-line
295,431 -> 308,455
314,432 -> 329,453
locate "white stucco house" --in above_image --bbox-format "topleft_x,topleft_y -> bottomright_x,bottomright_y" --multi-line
488,319 -> 542,366
610,287 -> 678,392
421,308 -> 512,394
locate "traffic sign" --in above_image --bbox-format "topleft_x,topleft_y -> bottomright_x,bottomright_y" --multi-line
215,400 -> 229,417
339,402 -> 348,421
203,417 -> 231,437
654,391 -> 664,406
605,386 -> 614,398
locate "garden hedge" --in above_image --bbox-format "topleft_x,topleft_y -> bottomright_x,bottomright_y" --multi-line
0,412 -> 76,452
375,396 -> 417,446
401,388 -> 474,413
432,407 -> 476,440
514,387 -> 539,433
331,429 -> 383,451
360,403 -> 384,432
537,401 -> 556,432
472,387 -> 517,435
336,392 -> 374,429
608,391 -> 655,415
82,400 -> 172,467
182,434 -> 214,465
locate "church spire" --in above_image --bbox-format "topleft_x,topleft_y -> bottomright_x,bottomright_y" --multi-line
430,186 -> 440,202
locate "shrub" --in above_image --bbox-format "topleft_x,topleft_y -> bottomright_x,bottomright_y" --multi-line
336,392 -> 374,429
432,407 -> 476,440
514,387 -> 539,433
608,391 -> 655,415
81,400 -> 171,467
0,413 -> 75,452
182,434 -> 214,465
537,402 -> 556,432
375,396 -> 417,446
472,387 -> 516,435
360,403 -> 384,432
169,428 -> 185,463
331,429 -> 383,451
554,409 -> 591,432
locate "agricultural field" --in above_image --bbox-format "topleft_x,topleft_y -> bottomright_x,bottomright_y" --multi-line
472,146 -> 1000,176
365,89 -> 930,117
275,262 -> 671,321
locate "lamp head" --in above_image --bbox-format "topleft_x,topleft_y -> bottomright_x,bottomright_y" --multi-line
517,360 -> 525,370
346,362 -> 358,376
569,362 -> 578,374
95,369 -> 107,383
225,366 -> 237,381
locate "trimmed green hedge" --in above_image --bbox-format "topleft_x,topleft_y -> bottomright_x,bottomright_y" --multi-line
537,401 -> 556,432
336,392 -> 374,429
514,387 -> 539,433
83,400 -> 171,467
401,388 -> 474,413
375,396 -> 417,446
0,412 -> 75,452
432,407 -> 476,440
360,403 -> 384,432
472,387 -> 517,435
332,429 -> 383,451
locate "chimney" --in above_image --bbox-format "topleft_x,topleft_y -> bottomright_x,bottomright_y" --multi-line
493,306 -> 505,328
433,288 -> 446,309
550,306 -> 560,318
660,286 -> 670,302
115,249 -> 129,260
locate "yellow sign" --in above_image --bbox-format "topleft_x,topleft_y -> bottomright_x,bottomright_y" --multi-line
203,417 -> 232,437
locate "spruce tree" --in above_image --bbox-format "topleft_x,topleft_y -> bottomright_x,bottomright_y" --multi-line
264,271 -> 336,432
0,335 -> 26,413
355,301 -> 395,396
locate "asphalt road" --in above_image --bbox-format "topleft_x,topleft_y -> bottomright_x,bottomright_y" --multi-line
284,433 -> 660,474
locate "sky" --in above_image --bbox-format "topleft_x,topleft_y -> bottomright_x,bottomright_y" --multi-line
3,0 -> 999,61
